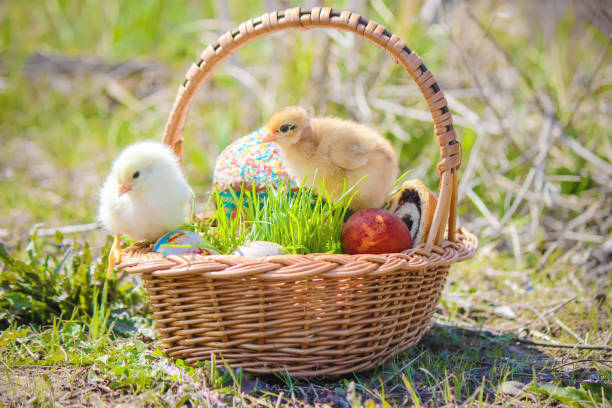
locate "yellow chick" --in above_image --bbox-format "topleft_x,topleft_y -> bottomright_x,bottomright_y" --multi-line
98,141 -> 192,277
262,106 -> 398,209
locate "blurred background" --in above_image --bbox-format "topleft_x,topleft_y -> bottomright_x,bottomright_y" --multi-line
0,0 -> 610,288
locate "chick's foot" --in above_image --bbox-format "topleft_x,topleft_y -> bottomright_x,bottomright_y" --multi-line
107,234 -> 122,278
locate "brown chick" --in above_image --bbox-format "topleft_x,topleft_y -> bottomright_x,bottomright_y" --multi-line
262,106 -> 398,209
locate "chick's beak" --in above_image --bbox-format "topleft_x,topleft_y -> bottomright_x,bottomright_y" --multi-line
261,128 -> 277,143
118,183 -> 133,196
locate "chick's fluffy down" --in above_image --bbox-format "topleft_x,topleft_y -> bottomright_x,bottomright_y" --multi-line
98,141 -> 191,242
265,107 -> 398,210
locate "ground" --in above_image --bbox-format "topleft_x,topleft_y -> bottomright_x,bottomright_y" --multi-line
1,323 -> 609,406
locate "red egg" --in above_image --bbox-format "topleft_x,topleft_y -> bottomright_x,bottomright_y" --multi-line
342,208 -> 413,254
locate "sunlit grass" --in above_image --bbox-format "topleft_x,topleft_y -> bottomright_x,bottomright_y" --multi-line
191,179 -> 357,254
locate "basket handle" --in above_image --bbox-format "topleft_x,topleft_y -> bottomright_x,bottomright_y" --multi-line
161,7 -> 462,248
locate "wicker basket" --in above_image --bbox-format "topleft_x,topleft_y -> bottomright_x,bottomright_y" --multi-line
118,7 -> 477,377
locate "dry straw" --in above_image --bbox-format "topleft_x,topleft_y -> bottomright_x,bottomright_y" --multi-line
118,7 -> 477,376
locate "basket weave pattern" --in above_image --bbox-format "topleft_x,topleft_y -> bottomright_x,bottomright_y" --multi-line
119,7 -> 477,376
121,235 -> 475,376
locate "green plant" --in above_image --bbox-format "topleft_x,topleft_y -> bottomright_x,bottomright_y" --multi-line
195,179 -> 358,255
526,382 -> 612,407
0,232 -> 144,328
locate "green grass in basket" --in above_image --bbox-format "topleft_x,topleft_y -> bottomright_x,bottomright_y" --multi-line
191,179 -> 360,255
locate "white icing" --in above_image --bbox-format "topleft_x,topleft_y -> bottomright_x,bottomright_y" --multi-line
393,202 -> 421,243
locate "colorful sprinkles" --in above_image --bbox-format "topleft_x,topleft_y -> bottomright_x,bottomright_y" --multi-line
213,128 -> 298,192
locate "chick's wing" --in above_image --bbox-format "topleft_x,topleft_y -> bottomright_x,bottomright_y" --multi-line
328,137 -> 370,170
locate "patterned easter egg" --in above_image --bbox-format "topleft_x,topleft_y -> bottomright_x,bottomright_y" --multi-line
213,128 -> 298,192
232,241 -> 285,258
153,230 -> 217,256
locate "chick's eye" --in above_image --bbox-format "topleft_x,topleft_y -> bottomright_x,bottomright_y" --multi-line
132,171 -> 140,179
279,124 -> 295,133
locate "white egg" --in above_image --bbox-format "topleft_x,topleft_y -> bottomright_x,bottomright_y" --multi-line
232,241 -> 285,257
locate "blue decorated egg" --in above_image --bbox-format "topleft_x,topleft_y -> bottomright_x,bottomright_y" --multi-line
153,230 -> 217,256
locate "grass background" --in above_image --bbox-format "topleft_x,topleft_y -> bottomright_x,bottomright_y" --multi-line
0,0 -> 610,406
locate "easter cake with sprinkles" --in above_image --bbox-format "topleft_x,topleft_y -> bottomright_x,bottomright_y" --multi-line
213,128 -> 298,192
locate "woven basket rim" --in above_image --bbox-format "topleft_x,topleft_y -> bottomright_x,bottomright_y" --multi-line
118,227 -> 477,279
